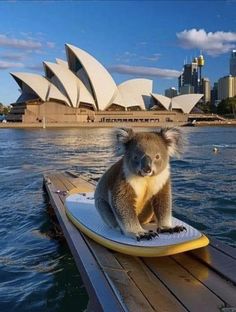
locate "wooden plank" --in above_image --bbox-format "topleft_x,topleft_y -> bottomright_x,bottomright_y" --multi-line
65,170 -> 97,186
144,256 -> 225,312
209,237 -> 236,260
51,174 -> 93,200
57,173 -> 78,192
49,175 -> 71,203
114,253 -> 187,312
173,253 -> 236,307
190,246 -> 236,285
57,173 -> 94,194
44,175 -> 124,312
87,239 -> 156,312
65,171 -> 96,189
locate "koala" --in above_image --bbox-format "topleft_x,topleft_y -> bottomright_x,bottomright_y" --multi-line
94,127 -> 185,241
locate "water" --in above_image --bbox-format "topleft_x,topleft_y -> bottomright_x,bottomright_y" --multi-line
0,127 -> 235,311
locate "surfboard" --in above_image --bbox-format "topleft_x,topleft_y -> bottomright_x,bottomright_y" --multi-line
65,192 -> 209,257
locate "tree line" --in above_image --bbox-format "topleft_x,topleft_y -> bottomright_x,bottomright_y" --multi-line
0,103 -> 11,115
197,96 -> 236,118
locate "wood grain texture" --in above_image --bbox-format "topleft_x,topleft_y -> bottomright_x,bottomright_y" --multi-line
144,256 -> 225,312
190,245 -> 236,285
173,253 -> 236,307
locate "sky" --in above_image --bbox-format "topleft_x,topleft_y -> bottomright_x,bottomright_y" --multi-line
0,0 -> 236,104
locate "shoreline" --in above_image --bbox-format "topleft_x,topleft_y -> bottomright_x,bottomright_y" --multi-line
191,120 -> 236,127
0,120 -> 236,129
0,121 -> 187,129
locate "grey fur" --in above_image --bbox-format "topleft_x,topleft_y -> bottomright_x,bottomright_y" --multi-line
95,127 -> 185,240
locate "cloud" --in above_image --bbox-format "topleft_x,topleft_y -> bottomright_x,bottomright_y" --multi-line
0,34 -> 42,50
109,64 -> 181,79
0,61 -> 24,69
141,53 -> 161,62
1,52 -> 25,61
177,28 -> 236,56
115,51 -> 137,63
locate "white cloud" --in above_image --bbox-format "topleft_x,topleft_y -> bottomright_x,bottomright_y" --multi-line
142,53 -> 161,62
0,34 -> 42,50
109,64 -> 181,79
177,28 -> 236,56
1,52 -> 25,61
0,61 -> 24,69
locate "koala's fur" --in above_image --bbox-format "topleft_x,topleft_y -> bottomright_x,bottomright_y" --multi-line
94,128 -> 185,241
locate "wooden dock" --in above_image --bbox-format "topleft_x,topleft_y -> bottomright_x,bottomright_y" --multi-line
43,172 -> 236,312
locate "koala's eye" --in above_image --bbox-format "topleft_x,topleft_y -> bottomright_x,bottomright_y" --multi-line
134,155 -> 138,160
155,154 -> 160,160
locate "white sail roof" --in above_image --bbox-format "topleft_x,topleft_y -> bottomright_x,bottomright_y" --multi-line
44,61 -> 80,107
151,93 -> 171,110
11,72 -> 70,105
171,94 -> 203,113
44,61 -> 95,108
77,80 -> 96,108
151,93 -> 203,113
56,58 -> 68,68
113,79 -> 153,110
66,44 -> 117,110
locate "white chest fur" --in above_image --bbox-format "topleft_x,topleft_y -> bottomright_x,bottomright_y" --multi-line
124,165 -> 170,213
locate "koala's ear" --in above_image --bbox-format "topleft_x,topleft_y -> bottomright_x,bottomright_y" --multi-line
115,128 -> 134,156
160,127 -> 184,157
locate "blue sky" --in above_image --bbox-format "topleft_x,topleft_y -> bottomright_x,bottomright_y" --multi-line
0,0 -> 236,104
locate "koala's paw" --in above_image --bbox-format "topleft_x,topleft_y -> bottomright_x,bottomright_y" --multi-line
135,230 -> 159,242
157,225 -> 187,234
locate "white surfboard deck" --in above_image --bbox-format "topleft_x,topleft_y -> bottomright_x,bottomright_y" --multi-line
65,192 -> 209,257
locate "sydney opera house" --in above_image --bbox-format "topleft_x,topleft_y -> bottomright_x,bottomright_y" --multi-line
8,44 -> 203,123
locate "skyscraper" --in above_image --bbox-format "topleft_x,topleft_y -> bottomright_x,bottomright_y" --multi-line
218,75 -> 236,101
201,78 -> 211,103
211,82 -> 218,106
230,50 -> 236,76
181,60 -> 198,93
178,55 -> 205,94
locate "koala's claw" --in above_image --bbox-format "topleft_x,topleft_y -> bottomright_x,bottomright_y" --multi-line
136,230 -> 159,241
157,226 -> 187,234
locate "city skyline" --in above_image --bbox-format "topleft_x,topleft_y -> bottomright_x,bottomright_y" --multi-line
0,0 -> 236,104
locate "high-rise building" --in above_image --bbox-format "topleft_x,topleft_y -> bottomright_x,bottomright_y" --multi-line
202,78 -> 211,103
179,84 -> 195,94
218,75 -> 236,101
211,82 -> 218,106
178,55 -> 205,94
178,75 -> 184,92
230,50 -> 236,76
179,60 -> 198,93
165,87 -> 178,98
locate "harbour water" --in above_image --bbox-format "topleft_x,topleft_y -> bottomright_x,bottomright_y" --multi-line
0,127 -> 235,311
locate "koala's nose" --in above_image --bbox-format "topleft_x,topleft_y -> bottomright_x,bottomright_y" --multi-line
141,155 -> 152,173
143,166 -> 151,174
